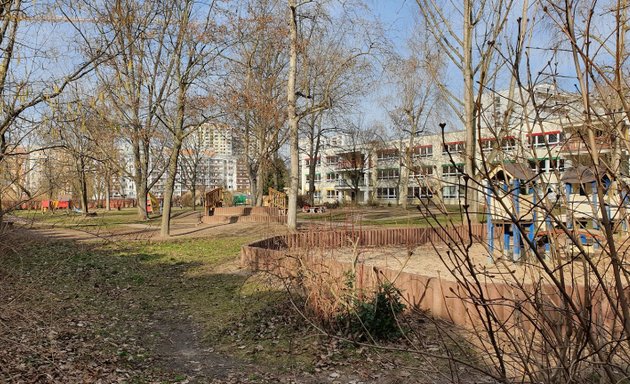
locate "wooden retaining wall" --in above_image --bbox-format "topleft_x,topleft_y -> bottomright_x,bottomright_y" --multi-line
203,206 -> 288,224
203,214 -> 287,224
210,206 -> 286,216
241,224 -> 618,332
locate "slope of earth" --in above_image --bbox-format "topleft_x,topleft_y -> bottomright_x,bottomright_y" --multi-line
0,220 -> 493,383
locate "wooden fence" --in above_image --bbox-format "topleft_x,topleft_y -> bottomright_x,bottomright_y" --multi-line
283,224 -> 491,249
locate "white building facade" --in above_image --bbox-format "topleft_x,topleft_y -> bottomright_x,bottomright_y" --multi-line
300,86 -> 629,206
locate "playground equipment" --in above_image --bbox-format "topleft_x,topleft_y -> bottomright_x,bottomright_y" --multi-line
485,163 -> 630,264
202,187 -> 287,224
41,197 -> 72,213
486,163 -> 539,263
560,165 -> 621,230
268,187 -> 287,213
204,187 -> 224,216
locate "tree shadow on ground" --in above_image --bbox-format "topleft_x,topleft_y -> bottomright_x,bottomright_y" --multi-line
0,232 -> 311,383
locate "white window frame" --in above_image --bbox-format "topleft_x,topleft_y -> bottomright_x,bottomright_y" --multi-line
442,165 -> 462,177
377,168 -> 400,180
442,186 -> 458,199
377,187 -> 398,199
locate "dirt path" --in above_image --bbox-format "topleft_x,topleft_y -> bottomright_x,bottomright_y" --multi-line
20,219 -> 289,243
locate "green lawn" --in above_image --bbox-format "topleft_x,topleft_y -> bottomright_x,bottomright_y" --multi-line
11,207 -> 194,228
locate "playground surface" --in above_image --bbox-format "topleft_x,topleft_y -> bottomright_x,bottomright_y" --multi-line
325,240 -> 626,286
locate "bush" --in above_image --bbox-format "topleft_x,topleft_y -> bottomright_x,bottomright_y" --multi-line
339,282 -> 405,341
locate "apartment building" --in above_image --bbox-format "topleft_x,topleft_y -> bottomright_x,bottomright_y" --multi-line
117,123 -> 251,199
300,86 -> 629,206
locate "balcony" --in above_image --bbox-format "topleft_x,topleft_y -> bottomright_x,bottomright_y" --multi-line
559,136 -> 612,155
335,161 -> 364,171
335,179 -> 366,189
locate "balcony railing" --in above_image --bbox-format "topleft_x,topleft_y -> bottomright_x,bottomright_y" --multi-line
335,179 -> 366,189
560,137 -> 612,154
335,161 -> 364,170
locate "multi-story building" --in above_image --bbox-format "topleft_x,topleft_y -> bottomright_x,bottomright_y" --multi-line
174,123 -> 250,196
300,86 -> 630,206
115,123 -> 250,200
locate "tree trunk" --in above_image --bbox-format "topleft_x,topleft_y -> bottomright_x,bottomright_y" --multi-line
463,0 -> 478,219
79,157 -> 89,214
192,182 -> 196,211
308,160 -> 316,205
133,143 -> 149,220
106,178 -> 111,211
255,167 -> 264,206
287,0 -> 299,230
160,138 -> 182,237
136,179 -> 148,220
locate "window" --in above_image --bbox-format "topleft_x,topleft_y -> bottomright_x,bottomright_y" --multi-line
547,133 -> 560,145
410,166 -> 433,178
443,141 -> 465,155
528,131 -> 564,147
326,190 -> 337,198
325,156 -> 338,165
377,149 -> 399,161
305,157 -> 321,166
502,137 -> 517,150
442,186 -> 458,199
326,172 -> 337,181
305,173 -> 321,182
529,158 -> 565,173
313,191 -> 321,199
549,158 -> 565,171
377,187 -> 397,199
442,164 -> 462,177
407,186 -> 433,198
479,138 -> 496,151
528,159 -> 542,172
529,135 -> 544,147
377,168 -> 399,180
412,145 -> 433,158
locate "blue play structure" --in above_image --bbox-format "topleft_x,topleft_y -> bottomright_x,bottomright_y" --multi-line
485,164 -> 628,264
486,163 -> 539,263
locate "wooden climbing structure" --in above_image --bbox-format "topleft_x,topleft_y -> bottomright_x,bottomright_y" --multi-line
268,187 -> 287,213
204,187 -> 223,216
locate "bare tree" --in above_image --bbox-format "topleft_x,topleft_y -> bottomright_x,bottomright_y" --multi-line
157,0 -> 226,237
223,0 -> 288,207
414,0 -> 516,218
386,30 -> 442,209
91,0 -> 173,221
0,0 -> 108,222
286,0 -> 377,229
179,128 -> 208,211
298,7 -> 374,206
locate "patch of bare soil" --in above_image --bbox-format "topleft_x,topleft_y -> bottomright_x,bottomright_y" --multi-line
21,220 -> 289,244
330,241 -> 626,287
